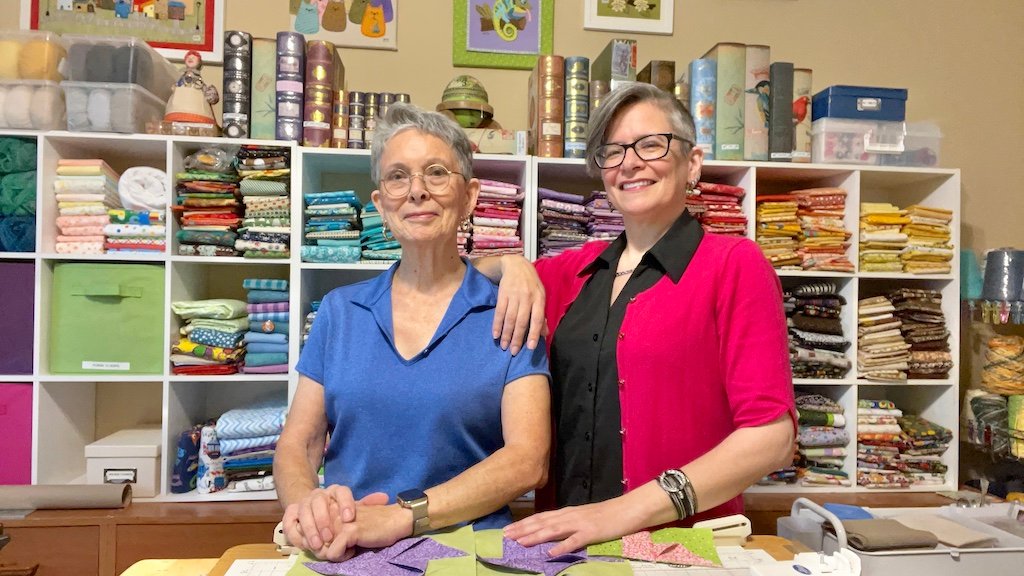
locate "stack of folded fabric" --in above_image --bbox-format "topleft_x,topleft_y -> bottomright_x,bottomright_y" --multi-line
537,188 -> 588,257
786,281 -> 850,379
53,159 -> 121,255
236,146 -> 292,259
793,187 -> 854,272
758,452 -> 799,486
585,190 -> 624,241
857,295 -> 909,382
174,148 -> 242,257
360,201 -> 401,261
0,137 -> 37,252
217,399 -> 287,493
169,298 -> 248,375
242,279 -> 289,374
470,179 -> 523,259
687,181 -> 746,237
857,399 -> 912,489
895,413 -> 951,486
901,204 -> 954,274
301,300 -> 321,351
795,393 -> 850,486
107,165 -> 168,254
301,189 -> 361,263
859,202 -> 908,272
755,193 -> 801,268
890,288 -> 952,379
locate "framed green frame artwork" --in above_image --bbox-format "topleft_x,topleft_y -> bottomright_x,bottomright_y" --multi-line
453,0 -> 554,70
584,0 -> 674,36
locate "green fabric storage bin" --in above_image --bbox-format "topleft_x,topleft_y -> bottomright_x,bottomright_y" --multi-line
49,263 -> 165,374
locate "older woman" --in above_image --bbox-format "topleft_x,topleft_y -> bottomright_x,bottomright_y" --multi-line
274,103 -> 550,561
484,82 -> 796,554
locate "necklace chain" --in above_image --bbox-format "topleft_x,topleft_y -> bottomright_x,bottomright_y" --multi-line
615,268 -> 635,277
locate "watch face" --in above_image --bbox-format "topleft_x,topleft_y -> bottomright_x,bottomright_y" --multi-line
398,488 -> 427,504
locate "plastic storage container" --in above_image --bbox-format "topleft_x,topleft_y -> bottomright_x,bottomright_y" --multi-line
0,30 -> 66,82
882,121 -> 942,167
85,427 -> 162,498
62,35 -> 178,101
0,383 -> 32,485
811,117 -> 906,165
62,81 -> 166,134
0,80 -> 66,130
812,85 -> 908,122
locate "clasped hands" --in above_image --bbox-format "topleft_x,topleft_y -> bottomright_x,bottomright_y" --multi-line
282,485 -> 411,561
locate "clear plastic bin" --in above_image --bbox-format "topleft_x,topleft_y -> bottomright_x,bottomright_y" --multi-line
811,117 -> 906,165
62,81 -> 166,134
0,30 -> 66,82
0,80 -> 66,130
882,121 -> 942,167
62,35 -> 178,101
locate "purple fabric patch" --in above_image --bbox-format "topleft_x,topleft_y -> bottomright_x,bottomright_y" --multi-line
480,538 -> 588,576
303,537 -> 467,576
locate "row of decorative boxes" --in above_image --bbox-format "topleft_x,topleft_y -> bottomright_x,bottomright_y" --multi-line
0,30 -> 176,134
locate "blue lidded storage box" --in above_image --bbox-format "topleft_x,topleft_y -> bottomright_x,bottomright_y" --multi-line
811,85 -> 908,122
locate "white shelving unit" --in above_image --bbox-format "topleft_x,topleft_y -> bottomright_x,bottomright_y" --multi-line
0,130 -> 961,501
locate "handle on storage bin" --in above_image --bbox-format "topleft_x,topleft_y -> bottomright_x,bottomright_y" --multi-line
791,497 -> 850,550
71,283 -> 143,298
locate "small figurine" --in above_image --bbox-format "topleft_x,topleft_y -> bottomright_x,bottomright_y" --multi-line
164,50 -> 220,127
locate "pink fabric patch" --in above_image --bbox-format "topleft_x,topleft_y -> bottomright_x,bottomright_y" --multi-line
622,531 -> 716,567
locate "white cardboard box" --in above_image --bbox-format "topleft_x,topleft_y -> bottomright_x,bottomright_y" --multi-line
85,426 -> 162,497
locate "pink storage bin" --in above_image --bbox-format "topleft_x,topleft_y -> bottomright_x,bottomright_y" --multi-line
0,382 -> 32,484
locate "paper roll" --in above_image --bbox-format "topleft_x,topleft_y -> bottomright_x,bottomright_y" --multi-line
0,484 -> 131,510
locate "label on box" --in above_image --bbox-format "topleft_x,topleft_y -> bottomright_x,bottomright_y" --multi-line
104,468 -> 138,484
721,143 -> 741,151
856,97 -> 881,112
82,361 -> 130,371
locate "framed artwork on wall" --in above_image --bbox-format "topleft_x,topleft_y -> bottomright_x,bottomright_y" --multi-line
453,0 -> 554,70
583,0 -> 673,36
288,0 -> 398,51
20,0 -> 225,63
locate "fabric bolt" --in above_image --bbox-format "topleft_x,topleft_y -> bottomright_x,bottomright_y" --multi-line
188,327 -> 244,349
244,352 -> 288,367
798,426 -> 850,447
171,299 -> 248,320
240,363 -> 289,374
246,342 -> 289,354
219,434 -> 281,456
837,519 -> 938,551
249,319 -> 289,334
246,301 -> 289,314
244,331 -> 288,345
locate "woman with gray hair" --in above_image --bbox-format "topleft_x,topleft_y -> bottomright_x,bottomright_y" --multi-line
274,103 -> 551,561
482,82 -> 796,554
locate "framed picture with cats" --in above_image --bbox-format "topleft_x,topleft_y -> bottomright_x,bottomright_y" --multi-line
453,0 -> 554,69
289,0 -> 398,51
21,0 -> 225,63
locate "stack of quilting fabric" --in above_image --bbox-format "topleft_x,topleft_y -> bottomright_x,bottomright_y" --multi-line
793,187 -> 854,272
170,299 -> 248,375
301,300 -> 321,351
537,188 -> 588,257
795,393 -> 850,486
360,201 -> 401,261
236,146 -> 291,259
858,202 -> 908,272
301,190 -> 361,263
470,179 -> 523,258
687,181 -> 746,237
857,295 -> 910,382
786,282 -> 850,379
106,165 -> 168,254
174,148 -> 242,257
0,137 -> 37,252
585,190 -> 624,241
53,159 -> 121,255
890,288 -> 952,379
901,204 -> 954,274
755,194 -> 801,268
895,413 -> 951,486
242,279 -> 289,374
857,399 -> 912,489
217,399 -> 287,493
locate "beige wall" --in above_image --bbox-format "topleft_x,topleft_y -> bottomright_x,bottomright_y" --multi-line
4,0 -> 1022,251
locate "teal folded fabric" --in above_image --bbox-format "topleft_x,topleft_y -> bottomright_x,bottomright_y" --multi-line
244,352 -> 288,367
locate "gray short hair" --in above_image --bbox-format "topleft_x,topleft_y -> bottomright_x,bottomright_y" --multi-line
369,102 -> 475,183
584,82 -> 696,178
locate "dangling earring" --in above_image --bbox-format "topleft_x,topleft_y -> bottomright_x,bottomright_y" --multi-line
458,215 -> 472,232
687,178 -> 699,191
381,220 -> 395,242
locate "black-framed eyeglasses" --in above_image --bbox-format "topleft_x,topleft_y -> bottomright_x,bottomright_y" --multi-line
380,164 -> 465,197
593,133 -> 694,169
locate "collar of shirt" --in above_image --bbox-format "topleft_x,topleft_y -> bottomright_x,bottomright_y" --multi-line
582,209 -> 705,283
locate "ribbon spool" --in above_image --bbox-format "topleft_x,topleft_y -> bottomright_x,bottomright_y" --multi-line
982,249 -> 1024,302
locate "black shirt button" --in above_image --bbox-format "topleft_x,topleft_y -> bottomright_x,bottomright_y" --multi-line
582,480 -> 589,489
585,431 -> 592,441
592,333 -> 599,342
587,382 -> 594,392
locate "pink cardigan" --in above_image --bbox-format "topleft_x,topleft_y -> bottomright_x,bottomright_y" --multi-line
535,235 -> 796,523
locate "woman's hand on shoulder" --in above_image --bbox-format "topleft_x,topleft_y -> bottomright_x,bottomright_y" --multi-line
503,498 -> 636,557
493,254 -> 547,355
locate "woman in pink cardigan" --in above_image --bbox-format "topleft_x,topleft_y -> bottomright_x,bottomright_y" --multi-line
479,82 -> 796,555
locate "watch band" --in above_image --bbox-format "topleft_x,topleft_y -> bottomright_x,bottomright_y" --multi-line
397,489 -> 430,537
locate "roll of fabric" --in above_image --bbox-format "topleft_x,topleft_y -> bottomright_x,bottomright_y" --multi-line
0,215 -> 36,252
0,170 -> 36,215
0,484 -> 131,509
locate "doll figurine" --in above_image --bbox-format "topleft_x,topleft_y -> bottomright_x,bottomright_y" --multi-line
164,50 -> 220,126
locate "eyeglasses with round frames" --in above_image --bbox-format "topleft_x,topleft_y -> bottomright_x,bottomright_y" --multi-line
380,164 -> 465,197
593,133 -> 694,169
